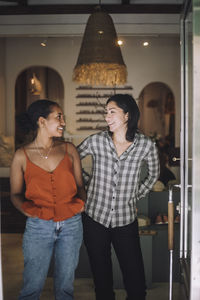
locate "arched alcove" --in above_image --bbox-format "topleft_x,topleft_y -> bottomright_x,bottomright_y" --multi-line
15,66 -> 64,148
138,82 -> 175,147
138,81 -> 179,184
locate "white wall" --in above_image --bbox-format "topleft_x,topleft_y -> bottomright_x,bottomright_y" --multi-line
5,37 -> 79,135
4,35 -> 180,144
123,36 -> 180,145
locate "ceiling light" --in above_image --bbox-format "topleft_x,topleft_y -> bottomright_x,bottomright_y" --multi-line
41,39 -> 47,47
73,7 -> 127,86
117,40 -> 123,46
143,41 -> 149,47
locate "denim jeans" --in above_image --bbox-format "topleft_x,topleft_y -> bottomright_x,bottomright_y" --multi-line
19,214 -> 83,300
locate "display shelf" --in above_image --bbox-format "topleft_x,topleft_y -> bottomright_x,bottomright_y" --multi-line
75,85 -> 133,131
77,118 -> 106,123
76,102 -> 105,106
77,126 -> 106,131
76,94 -> 112,98
76,110 -> 105,114
76,85 -> 133,90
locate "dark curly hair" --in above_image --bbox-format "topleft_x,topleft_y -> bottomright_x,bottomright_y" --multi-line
16,99 -> 60,135
106,94 -> 140,142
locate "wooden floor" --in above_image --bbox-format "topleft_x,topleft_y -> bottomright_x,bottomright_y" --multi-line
1,233 -> 187,300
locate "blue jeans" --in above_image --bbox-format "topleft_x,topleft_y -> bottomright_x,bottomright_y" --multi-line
19,214 -> 83,300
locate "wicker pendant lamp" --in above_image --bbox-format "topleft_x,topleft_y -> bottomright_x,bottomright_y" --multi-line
73,7 -> 127,86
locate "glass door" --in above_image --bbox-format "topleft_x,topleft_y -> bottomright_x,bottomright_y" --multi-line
180,0 -> 200,299
190,0 -> 200,298
180,1 -> 192,297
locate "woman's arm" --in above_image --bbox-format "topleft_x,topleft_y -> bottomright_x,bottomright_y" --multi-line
77,137 -> 92,185
67,143 -> 87,203
137,142 -> 160,199
10,149 -> 32,217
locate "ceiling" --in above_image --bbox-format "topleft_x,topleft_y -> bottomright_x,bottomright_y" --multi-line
0,0 -> 184,15
0,0 -> 185,37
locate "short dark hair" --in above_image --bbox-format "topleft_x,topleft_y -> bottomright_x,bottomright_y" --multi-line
16,99 -> 60,134
106,94 -> 140,141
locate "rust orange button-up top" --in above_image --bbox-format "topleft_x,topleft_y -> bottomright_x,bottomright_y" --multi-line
21,146 -> 84,221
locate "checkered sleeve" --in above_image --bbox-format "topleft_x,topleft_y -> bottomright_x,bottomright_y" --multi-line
137,141 -> 160,199
77,136 -> 93,185
77,136 -> 92,159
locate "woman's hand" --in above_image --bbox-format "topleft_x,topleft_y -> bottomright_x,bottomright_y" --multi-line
24,212 -> 37,218
80,205 -> 85,213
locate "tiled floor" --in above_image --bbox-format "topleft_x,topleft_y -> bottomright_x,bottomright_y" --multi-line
1,234 -> 186,300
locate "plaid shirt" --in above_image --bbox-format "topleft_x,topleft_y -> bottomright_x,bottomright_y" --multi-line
78,131 -> 160,228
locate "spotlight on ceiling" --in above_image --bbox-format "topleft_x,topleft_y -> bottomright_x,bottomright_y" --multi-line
117,40 -> 123,46
41,39 -> 47,47
143,41 -> 149,47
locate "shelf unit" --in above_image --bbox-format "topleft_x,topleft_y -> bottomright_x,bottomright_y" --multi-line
75,85 -> 133,131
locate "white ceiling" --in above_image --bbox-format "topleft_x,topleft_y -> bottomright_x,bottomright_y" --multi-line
0,0 -> 184,37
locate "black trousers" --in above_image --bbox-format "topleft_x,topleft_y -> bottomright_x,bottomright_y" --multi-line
82,213 -> 146,300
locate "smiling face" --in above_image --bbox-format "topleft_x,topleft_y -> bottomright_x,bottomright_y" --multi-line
105,101 -> 128,133
40,105 -> 66,137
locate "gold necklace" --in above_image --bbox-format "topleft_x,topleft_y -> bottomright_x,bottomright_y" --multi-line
35,139 -> 54,159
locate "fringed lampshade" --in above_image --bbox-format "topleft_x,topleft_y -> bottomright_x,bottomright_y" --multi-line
73,8 -> 127,86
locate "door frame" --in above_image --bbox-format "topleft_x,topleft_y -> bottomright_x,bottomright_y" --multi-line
180,0 -> 200,299
190,0 -> 200,298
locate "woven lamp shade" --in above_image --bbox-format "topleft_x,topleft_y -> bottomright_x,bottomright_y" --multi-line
73,9 -> 127,86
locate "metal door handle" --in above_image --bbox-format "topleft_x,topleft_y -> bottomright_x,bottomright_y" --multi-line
172,157 -> 180,161
176,184 -> 191,214
184,184 -> 192,259
169,184 -> 184,259
172,157 -> 192,161
176,202 -> 181,214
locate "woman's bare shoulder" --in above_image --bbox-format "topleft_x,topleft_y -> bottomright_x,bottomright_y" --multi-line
11,147 -> 26,168
64,141 -> 79,159
65,141 -> 77,151
14,147 -> 25,158
53,139 -> 68,152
